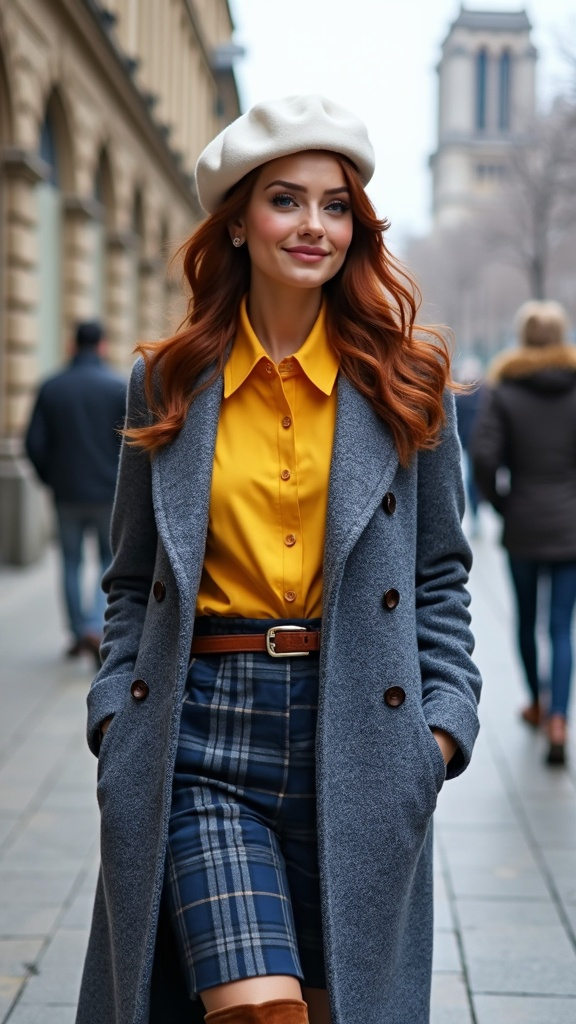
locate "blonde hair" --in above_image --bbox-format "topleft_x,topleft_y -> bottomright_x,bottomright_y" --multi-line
515,300 -> 568,348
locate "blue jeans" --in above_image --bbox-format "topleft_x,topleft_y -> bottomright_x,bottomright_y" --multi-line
507,556 -> 576,717
55,502 -> 113,640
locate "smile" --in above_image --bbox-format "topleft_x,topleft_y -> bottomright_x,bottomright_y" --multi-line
283,246 -> 329,263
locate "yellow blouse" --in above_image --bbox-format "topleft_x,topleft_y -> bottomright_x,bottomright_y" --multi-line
196,297 -> 340,619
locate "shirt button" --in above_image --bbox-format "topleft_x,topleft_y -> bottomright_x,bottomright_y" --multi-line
282,417 -> 292,429
285,591 -> 297,603
285,534 -> 297,547
281,469 -> 291,481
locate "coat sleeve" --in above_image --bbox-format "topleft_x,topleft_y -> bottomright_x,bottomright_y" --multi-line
416,392 -> 482,779
86,358 -> 157,755
469,385 -> 506,513
25,387 -> 50,485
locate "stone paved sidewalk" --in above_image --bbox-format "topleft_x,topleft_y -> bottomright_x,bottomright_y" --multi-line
1,511 -> 575,1022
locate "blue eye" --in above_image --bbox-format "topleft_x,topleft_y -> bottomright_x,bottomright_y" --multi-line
271,193 -> 297,208
326,200 -> 350,214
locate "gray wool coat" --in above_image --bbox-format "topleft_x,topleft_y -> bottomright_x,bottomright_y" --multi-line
77,357 -> 481,1024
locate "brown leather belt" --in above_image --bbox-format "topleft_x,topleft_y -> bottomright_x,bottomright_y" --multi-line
191,625 -> 321,658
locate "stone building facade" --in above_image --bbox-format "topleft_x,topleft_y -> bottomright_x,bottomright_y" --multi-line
430,8 -> 536,227
0,0 -> 241,563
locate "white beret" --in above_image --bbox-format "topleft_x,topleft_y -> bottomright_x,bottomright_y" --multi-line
195,94 -> 375,214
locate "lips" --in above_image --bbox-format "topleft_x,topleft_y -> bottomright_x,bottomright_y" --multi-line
282,245 -> 330,263
284,246 -> 328,256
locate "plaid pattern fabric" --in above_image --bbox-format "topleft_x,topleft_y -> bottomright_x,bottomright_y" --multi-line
165,618 -> 325,998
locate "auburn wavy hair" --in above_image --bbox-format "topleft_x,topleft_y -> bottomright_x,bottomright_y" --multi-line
126,156 -> 453,466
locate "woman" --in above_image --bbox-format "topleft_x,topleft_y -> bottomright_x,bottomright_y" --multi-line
472,300 -> 576,766
77,96 -> 481,1024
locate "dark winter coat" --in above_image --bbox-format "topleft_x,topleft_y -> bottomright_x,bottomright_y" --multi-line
25,351 -> 126,504
455,386 -> 485,452
76,358 -> 481,1024
471,344 -> 576,560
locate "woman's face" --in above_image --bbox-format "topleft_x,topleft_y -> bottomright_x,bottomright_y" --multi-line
232,151 -> 353,293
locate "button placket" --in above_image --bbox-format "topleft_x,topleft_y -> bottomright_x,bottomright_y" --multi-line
276,372 -> 302,613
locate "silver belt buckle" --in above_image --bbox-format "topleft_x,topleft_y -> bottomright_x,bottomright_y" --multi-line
266,624 -> 308,657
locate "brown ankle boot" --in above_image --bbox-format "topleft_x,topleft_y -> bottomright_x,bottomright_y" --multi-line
205,999 -> 309,1024
520,701 -> 541,728
546,714 -> 567,766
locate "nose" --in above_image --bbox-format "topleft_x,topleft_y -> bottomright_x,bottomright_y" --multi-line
298,204 -> 325,238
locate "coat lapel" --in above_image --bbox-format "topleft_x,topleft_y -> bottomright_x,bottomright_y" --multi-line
152,371 -> 223,614
324,376 -> 399,598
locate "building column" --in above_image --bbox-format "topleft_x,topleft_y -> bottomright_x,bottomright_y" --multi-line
62,194 -> 105,339
0,148 -> 52,564
105,230 -> 138,368
139,253 -> 167,340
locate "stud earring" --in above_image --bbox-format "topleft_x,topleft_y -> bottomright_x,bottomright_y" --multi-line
232,236 -> 244,247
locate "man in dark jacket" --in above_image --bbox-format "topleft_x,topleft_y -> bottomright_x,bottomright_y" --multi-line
25,321 -> 126,663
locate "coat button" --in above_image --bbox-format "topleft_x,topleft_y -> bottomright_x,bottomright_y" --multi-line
383,491 -> 396,514
382,588 -> 400,610
153,580 -> 166,602
130,679 -> 149,701
384,685 -> 406,708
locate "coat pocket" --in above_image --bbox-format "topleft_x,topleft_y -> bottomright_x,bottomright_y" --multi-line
417,712 -> 447,795
96,710 -> 123,803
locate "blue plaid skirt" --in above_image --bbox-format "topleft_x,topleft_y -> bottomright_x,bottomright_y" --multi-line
164,617 -> 326,998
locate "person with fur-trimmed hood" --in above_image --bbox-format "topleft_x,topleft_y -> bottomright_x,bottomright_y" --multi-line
472,300 -> 576,765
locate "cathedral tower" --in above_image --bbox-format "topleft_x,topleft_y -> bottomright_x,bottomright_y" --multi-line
430,7 -> 536,227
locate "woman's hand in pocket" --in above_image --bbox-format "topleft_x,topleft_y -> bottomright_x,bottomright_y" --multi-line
431,728 -> 458,766
100,716 -> 113,739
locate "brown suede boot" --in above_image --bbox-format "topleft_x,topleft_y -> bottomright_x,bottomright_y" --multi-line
204,998 -> 309,1024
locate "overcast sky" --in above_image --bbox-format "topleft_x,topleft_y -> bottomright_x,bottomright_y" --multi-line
228,1 -> 575,244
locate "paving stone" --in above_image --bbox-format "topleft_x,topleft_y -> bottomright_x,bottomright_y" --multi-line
58,889 -> 95,931
433,872 -> 454,930
443,860 -> 550,901
18,930 -> 87,1006
539,849 -> 576,904
521,801 -> 576,849
5,1007 -> 77,1024
0,977 -> 22,1021
433,929 -> 461,972
431,972 -> 473,1024
463,921 -> 576,995
0,906 -> 61,938
456,898 -> 561,930
473,994 -> 576,1024
0,940 -> 43,977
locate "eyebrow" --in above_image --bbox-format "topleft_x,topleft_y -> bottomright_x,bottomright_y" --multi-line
264,179 -> 349,195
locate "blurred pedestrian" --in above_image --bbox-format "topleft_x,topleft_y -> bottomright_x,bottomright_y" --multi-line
454,356 -> 485,536
77,96 -> 481,1024
25,320 -> 126,666
472,300 -> 576,765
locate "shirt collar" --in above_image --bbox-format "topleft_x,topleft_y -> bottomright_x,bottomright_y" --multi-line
224,296 -> 340,398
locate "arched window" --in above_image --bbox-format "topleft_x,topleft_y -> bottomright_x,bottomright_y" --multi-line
475,49 -> 488,131
499,50 -> 511,131
37,106 -> 63,373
